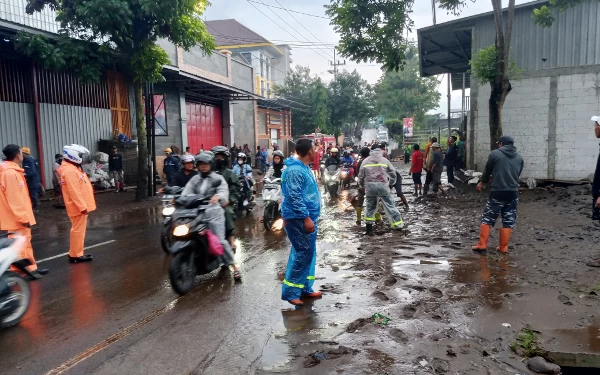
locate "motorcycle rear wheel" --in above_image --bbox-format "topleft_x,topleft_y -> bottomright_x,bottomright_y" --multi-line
0,273 -> 30,329
169,251 -> 197,295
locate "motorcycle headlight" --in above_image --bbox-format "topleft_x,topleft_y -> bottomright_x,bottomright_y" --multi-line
341,172 -> 347,177
162,206 -> 175,216
173,225 -> 189,237
264,195 -> 271,201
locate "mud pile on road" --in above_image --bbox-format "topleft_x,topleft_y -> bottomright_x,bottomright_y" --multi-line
269,174 -> 600,374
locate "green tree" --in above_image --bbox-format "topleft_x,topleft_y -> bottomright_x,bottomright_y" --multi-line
532,0 -> 595,27
374,48 -> 440,128
20,0 -> 215,201
273,66 -> 330,137
328,70 -> 375,138
327,0 -> 519,150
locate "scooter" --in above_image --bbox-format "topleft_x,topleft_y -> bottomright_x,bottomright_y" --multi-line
160,186 -> 184,253
0,234 -> 31,329
339,163 -> 355,189
323,165 -> 340,198
168,193 -> 221,295
262,177 -> 283,230
238,176 -> 256,213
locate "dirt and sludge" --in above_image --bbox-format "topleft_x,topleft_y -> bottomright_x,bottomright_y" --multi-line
2,165 -> 600,375
254,164 -> 600,374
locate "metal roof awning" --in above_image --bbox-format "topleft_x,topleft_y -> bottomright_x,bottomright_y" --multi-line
163,69 -> 259,104
418,26 -> 472,81
258,98 -> 310,111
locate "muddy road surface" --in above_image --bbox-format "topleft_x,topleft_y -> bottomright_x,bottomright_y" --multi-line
1,166 -> 600,374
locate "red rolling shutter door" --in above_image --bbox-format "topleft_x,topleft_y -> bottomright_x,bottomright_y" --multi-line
186,101 -> 223,153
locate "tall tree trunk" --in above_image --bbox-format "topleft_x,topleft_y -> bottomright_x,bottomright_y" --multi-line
488,83 -> 504,150
134,81 -> 148,201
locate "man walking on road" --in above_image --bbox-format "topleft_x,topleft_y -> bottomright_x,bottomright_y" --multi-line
281,139 -> 322,306
430,143 -> 446,196
444,136 -> 458,189
472,135 -> 524,253
109,146 -> 124,192
21,147 -> 40,212
585,116 -> 600,267
359,147 -> 405,235
0,145 -> 48,279
423,137 -> 437,194
61,144 -> 96,263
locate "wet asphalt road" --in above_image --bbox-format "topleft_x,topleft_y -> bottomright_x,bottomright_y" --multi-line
0,192 -> 310,375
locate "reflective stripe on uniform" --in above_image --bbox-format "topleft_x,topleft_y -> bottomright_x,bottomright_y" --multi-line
364,217 -> 376,222
307,276 -> 315,280
391,220 -> 404,227
283,279 -> 304,288
363,164 -> 389,168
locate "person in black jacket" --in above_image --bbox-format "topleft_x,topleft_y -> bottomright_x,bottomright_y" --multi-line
444,136 -> 458,189
472,135 -> 524,254
172,154 -> 197,187
21,147 -> 40,212
109,146 -> 124,192
163,148 -> 180,186
586,116 -> 600,267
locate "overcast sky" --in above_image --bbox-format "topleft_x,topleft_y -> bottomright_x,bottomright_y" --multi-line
204,0 -> 533,113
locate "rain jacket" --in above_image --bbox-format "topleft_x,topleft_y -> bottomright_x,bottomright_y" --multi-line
61,161 -> 97,217
281,156 -> 321,221
0,161 -> 36,229
233,163 -> 252,179
341,155 -> 354,165
325,155 -> 341,168
215,167 -> 240,207
22,155 -> 40,196
358,149 -> 397,197
182,171 -> 229,205
480,145 -> 524,192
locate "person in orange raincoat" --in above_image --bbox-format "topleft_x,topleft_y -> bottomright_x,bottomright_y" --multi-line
0,144 -> 49,279
60,144 -> 96,263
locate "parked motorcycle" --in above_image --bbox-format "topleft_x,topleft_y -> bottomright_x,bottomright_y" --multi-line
168,194 -> 221,295
160,186 -> 184,253
262,177 -> 283,230
323,165 -> 340,198
0,235 -> 31,329
339,163 -> 355,189
238,176 -> 256,213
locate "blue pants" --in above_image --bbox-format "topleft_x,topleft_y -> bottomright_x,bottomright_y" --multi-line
482,192 -> 519,228
282,218 -> 317,301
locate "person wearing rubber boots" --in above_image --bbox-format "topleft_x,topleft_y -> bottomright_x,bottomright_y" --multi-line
0,144 -> 49,279
472,136 -> 524,253
353,147 -> 371,225
358,147 -> 404,235
61,144 -> 96,263
281,139 -> 322,306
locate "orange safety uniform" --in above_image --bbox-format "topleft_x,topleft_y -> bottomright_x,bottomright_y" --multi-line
61,162 -> 96,258
0,161 -> 38,271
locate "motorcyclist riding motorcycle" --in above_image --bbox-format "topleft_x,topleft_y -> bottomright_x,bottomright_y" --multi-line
211,146 -> 240,251
181,152 -> 241,280
233,152 -> 254,207
172,154 -> 197,187
325,148 -> 341,168
265,150 -> 286,180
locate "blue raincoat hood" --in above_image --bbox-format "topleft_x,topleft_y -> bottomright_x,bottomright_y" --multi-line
281,156 -> 321,221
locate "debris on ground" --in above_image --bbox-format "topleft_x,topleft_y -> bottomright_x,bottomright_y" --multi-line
526,356 -> 562,374
372,313 -> 390,325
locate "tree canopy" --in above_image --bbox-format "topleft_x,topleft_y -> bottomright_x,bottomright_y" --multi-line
532,0 -> 594,27
373,48 -> 440,125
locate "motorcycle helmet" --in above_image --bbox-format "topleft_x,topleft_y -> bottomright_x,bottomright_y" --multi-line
272,150 -> 284,161
195,151 -> 215,169
211,145 -> 230,157
181,154 -> 195,164
330,148 -> 338,154
165,147 -> 172,155
63,144 -> 90,165
212,146 -> 230,169
343,150 -> 350,157
237,152 -> 247,164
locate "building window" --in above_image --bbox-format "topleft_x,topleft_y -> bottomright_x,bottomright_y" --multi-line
240,52 -> 252,65
266,63 -> 271,81
260,54 -> 265,77
142,94 -> 168,136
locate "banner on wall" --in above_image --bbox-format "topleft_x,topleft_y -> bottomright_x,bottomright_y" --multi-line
403,117 -> 414,138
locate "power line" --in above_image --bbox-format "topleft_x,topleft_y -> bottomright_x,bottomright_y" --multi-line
246,0 -> 331,61
272,0 -> 335,59
246,0 -> 330,19
214,34 -> 336,48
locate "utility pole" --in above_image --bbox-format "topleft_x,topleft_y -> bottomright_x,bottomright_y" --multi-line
330,48 -> 346,136
447,73 -> 451,139
432,0 -> 437,25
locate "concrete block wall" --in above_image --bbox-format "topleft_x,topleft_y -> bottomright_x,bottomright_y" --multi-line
152,82 -> 183,155
555,73 -> 600,180
473,77 -> 551,179
471,71 -> 600,181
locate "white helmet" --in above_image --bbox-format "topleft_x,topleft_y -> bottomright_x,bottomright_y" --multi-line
181,154 -> 195,164
63,144 -> 90,165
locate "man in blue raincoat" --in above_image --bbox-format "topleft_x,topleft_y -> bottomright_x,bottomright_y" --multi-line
281,139 -> 321,306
